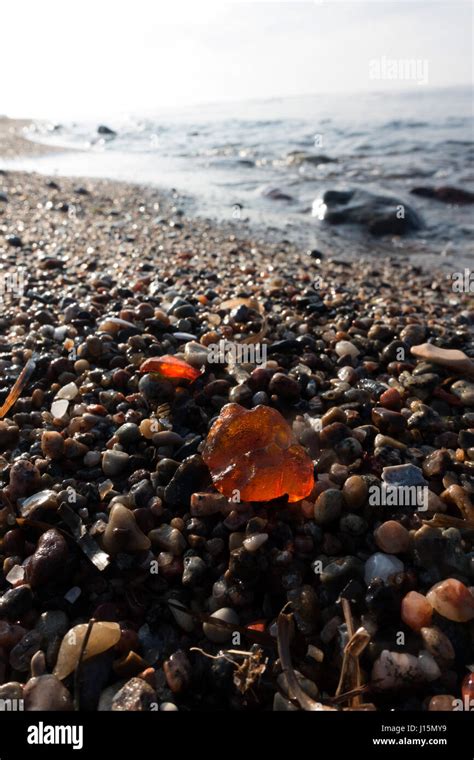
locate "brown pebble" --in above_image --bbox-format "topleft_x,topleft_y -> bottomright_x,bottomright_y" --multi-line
321,407 -> 346,427
41,431 -> 65,460
9,460 -> 41,501
342,475 -> 368,510
374,521 -> 411,554
24,529 -> 69,588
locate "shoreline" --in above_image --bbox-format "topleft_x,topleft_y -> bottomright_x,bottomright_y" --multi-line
1,116 -> 472,273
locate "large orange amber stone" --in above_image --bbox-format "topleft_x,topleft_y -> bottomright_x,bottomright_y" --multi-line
202,403 -> 314,503
139,355 -> 201,382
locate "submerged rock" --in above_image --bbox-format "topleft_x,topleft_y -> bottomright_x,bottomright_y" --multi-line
320,188 -> 423,235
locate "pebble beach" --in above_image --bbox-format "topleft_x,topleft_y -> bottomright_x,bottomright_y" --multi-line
0,118 -> 473,713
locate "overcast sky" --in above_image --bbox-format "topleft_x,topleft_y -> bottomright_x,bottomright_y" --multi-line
2,1 -> 472,119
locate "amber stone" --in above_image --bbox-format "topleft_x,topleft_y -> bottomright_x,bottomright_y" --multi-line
428,695 -> 455,711
401,591 -> 433,631
139,355 -> 200,382
462,671 -> 474,703
426,578 -> 474,622
201,403 -> 314,502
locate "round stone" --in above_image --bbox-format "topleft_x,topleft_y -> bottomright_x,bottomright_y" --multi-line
374,521 -> 411,554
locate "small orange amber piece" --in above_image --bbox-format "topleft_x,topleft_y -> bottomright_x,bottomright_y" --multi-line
462,671 -> 474,704
139,355 -> 201,382
202,403 -> 314,503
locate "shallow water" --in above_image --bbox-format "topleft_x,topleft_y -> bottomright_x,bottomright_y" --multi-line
4,87 -> 474,264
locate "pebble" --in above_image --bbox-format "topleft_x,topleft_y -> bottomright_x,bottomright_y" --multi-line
182,555 -> 207,586
8,460 -> 41,500
268,372 -> 300,400
313,489 -> 343,525
55,381 -> 79,400
0,585 -> 33,620
334,437 -> 363,464
41,431 -> 65,459
54,622 -> 121,680
115,423 -> 140,445
243,533 -> 268,552
203,607 -> 239,643
426,578 -> 474,622
169,601 -> 194,633
381,463 -> 427,488
51,399 -> 69,418
111,677 -> 157,711
451,380 -> 474,406
371,408 -> 407,435
164,455 -> 210,508
374,521 -> 411,554
24,674 -> 73,711
364,553 -> 404,585
335,340 -> 360,359
420,626 -> 455,662
102,449 -> 130,477
24,529 -> 68,588
342,475 -> 368,510
372,649 -> 437,690
400,591 -> 433,631
102,504 -> 151,554
149,525 -> 186,555
428,695 -> 455,711
163,650 -> 191,693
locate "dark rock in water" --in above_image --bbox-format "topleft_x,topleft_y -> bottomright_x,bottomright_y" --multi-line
261,187 -> 294,202
411,186 -> 474,204
0,586 -> 33,620
321,188 -> 423,235
287,151 -> 336,166
164,455 -> 211,507
97,125 -> 116,137
0,193 -> 8,203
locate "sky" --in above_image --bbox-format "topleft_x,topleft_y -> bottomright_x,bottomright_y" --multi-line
1,0 -> 472,119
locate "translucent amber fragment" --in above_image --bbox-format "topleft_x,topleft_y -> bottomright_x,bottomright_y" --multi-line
139,355 -> 201,382
202,403 -> 314,503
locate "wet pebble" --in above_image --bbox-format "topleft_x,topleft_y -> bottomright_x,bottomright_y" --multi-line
203,608 -> 239,643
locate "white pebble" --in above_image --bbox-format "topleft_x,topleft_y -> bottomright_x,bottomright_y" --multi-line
6,565 -> 25,585
51,399 -> 69,418
56,382 -> 79,400
335,340 -> 360,359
